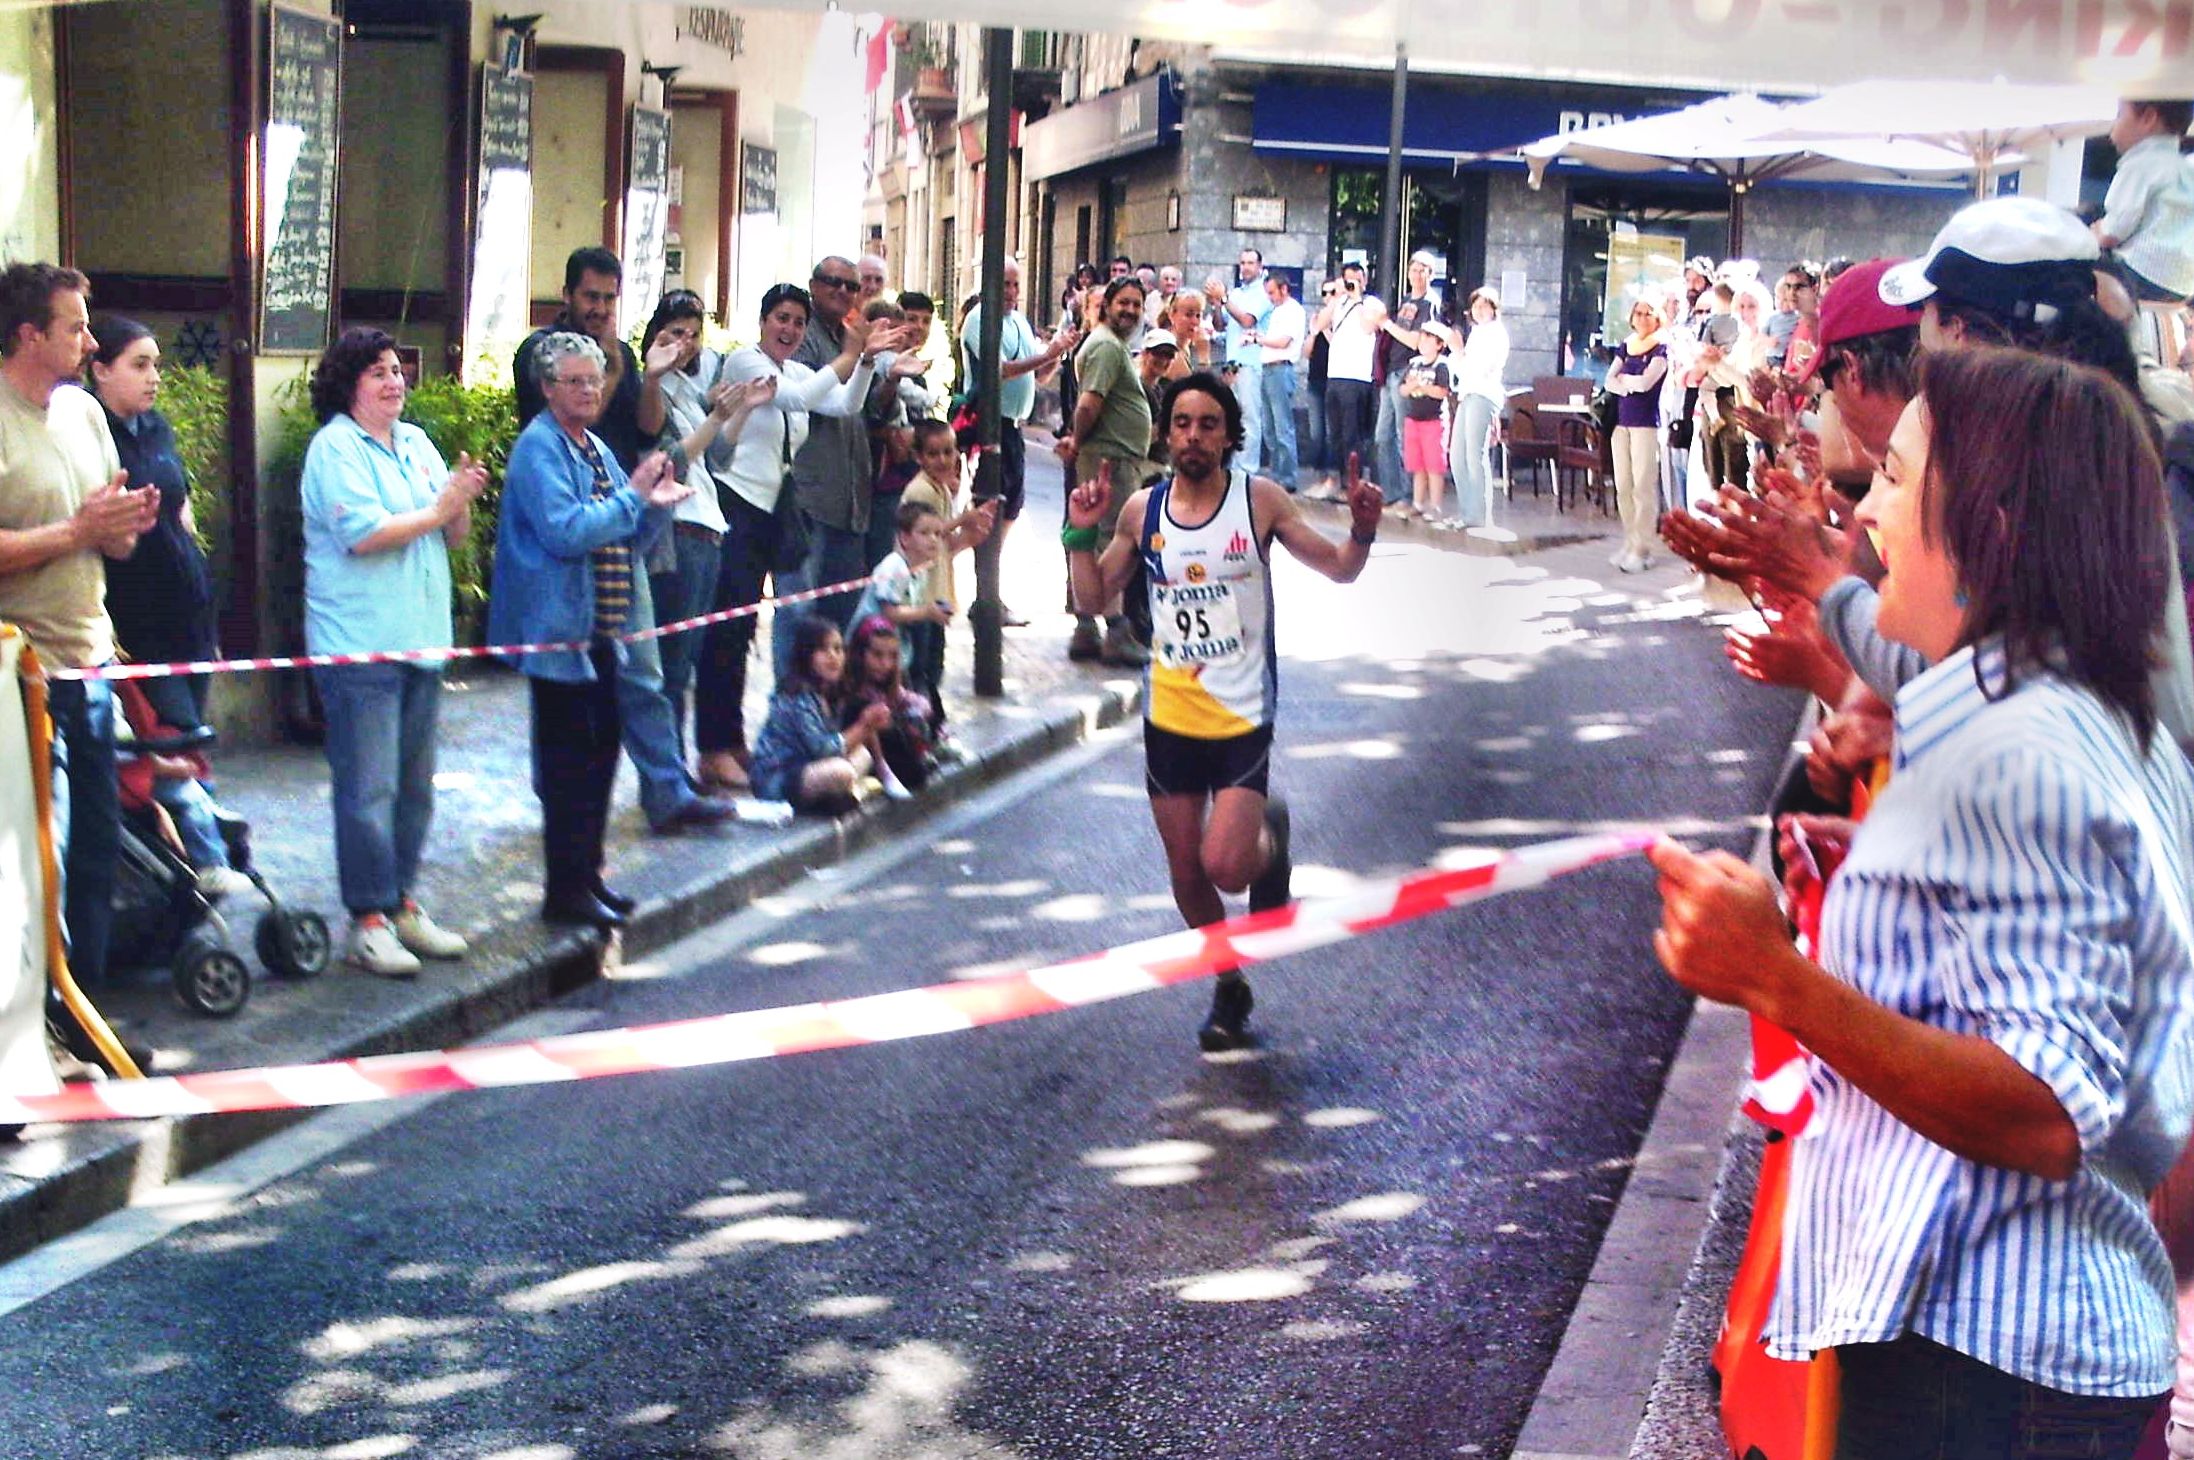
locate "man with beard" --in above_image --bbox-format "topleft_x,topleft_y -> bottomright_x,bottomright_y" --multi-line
1056,276 -> 1155,665
1064,373 -> 1382,1051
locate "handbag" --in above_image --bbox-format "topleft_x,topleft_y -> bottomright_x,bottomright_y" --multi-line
1589,385 -> 1619,438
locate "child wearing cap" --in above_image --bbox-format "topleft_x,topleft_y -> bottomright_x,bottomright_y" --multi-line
1398,323 -> 1452,522
2093,98 -> 2194,305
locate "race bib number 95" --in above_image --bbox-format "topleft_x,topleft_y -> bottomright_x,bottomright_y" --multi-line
1153,580 -> 1244,669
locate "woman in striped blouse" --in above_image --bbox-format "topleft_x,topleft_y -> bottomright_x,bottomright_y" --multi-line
1651,346 -> 2194,1458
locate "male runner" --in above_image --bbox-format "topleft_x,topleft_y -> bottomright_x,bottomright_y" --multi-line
1066,371 -> 1382,1050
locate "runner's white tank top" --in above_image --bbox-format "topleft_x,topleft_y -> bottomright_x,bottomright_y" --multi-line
1138,468 -> 1276,738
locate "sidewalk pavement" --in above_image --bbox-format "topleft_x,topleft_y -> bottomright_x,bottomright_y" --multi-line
1,441 -> 1750,1458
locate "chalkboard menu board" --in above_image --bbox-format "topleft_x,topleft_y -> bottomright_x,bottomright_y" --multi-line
741,142 -> 777,215
480,66 -> 532,176
466,66 -> 535,371
260,5 -> 342,356
620,108 -> 673,339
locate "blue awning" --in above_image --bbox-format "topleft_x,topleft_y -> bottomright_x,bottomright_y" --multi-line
1251,77 -> 1683,167
1024,72 -> 1183,181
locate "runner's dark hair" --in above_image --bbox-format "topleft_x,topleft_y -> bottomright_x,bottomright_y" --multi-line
1159,370 -> 1243,455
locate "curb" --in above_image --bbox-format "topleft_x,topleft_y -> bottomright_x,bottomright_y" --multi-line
0,679 -> 1141,1266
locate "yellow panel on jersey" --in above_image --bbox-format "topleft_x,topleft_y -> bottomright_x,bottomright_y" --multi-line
1149,661 -> 1258,739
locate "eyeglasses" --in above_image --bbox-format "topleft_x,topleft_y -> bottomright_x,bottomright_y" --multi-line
553,374 -> 605,391
813,275 -> 860,291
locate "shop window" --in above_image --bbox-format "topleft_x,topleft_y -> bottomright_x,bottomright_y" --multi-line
1330,168 -> 1383,280
1560,181 -> 1727,378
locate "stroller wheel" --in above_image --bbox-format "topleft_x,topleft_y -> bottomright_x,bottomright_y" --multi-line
256,911 -> 332,979
175,945 -> 251,1018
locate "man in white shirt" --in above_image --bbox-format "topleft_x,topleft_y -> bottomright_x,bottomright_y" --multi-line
1208,249 -> 1272,476
1248,273 -> 1306,492
1318,261 -> 1384,495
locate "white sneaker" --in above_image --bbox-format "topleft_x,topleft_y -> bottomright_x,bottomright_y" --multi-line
393,900 -> 467,960
348,916 -> 422,979
195,866 -> 253,900
1609,546 -> 1630,568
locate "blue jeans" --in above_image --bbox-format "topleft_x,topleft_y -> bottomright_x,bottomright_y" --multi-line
1259,361 -> 1300,489
48,677 -> 118,985
1835,1332 -> 2159,1460
314,663 -> 441,916
619,568 -> 706,828
152,776 -> 230,870
1374,377 -> 1410,505
1230,360 -> 1265,476
1449,394 -> 1497,528
698,492 -> 801,754
647,524 -> 722,754
800,514 -> 871,644
864,488 -> 905,576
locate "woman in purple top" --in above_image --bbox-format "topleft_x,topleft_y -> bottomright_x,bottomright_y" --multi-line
1604,298 -> 1670,572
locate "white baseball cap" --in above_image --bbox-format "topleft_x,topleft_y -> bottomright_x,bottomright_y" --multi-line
1878,196 -> 2100,318
1138,328 -> 1179,354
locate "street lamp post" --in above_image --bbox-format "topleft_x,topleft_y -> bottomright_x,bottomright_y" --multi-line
969,25 -> 1014,697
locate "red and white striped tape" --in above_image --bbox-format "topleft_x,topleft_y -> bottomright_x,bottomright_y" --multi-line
0,833 -> 1649,1126
42,576 -> 875,683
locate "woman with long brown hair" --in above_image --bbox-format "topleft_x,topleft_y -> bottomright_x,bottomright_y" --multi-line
1651,346 -> 2194,1459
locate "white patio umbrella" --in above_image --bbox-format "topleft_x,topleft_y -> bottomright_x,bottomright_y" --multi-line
1519,94 -> 1995,252
1759,79 -> 2120,195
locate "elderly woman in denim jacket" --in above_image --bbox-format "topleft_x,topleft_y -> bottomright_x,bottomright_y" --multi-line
489,332 -> 691,931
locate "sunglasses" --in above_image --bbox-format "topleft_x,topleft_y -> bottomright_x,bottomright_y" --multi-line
813,275 -> 860,291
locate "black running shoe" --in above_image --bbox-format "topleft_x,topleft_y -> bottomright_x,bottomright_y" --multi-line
1248,797 -> 1293,914
1198,975 -> 1255,1052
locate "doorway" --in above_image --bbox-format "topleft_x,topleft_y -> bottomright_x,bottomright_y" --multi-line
1326,167 -> 1487,306
1560,180 -> 1729,376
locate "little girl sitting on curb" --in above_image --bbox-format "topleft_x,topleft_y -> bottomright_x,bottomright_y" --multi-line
843,614 -> 939,795
749,615 -> 903,814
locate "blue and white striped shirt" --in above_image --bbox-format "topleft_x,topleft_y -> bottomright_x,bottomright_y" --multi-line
1779,639 -> 2194,1396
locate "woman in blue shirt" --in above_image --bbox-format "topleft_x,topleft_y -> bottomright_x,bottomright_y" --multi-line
87,316 -> 216,731
1651,347 -> 2194,1458
300,328 -> 487,979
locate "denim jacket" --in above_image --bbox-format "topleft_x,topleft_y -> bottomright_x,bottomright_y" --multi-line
488,412 -> 670,682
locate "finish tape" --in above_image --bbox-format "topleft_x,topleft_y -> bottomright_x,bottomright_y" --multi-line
41,576 -> 876,683
0,833 -> 1649,1127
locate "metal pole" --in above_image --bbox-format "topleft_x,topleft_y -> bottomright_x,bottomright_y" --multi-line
970,26 -> 1013,697
1378,42 -> 1408,296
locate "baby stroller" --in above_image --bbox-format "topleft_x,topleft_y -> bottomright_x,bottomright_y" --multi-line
109,682 -> 330,1017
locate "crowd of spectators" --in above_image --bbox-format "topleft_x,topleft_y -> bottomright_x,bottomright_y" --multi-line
2,90 -> 2193,1452
1642,95 -> 2194,1456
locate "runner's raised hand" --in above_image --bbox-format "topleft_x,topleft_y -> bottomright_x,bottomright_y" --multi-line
1066,456 -> 1113,535
1342,451 -> 1381,538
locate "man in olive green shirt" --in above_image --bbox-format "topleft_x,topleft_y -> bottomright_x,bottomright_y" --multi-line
1055,277 -> 1153,665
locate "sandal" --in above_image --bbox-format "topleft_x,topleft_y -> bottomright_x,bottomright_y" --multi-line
697,751 -> 751,793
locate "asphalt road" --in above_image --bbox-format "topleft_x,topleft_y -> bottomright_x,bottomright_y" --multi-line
0,524 -> 1798,1459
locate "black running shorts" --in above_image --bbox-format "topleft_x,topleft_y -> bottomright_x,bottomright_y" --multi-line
1144,722 -> 1273,798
